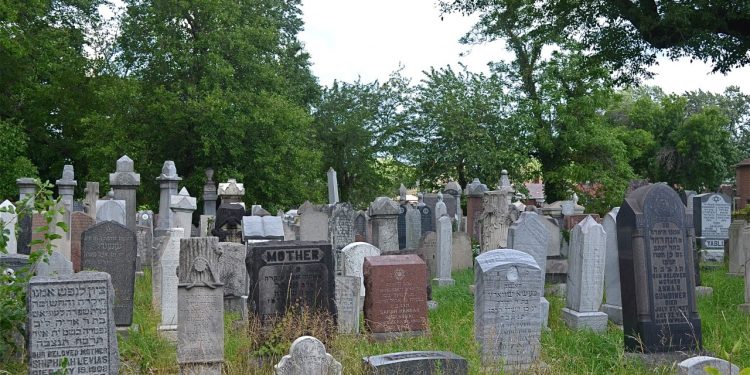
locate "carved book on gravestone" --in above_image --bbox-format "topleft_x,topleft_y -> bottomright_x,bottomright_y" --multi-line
28,272 -> 119,375
81,221 -> 137,327
617,184 -> 702,352
247,241 -> 337,326
243,215 -> 285,241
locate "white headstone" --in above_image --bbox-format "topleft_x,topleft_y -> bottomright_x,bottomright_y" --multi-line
1,200 -> 17,254
434,215 -> 454,286
96,199 -> 127,225
601,207 -> 622,324
677,356 -> 740,375
274,336 -> 342,375
159,229 -> 183,331
341,242 -> 380,300
170,187 -> 196,239
507,211 -> 550,327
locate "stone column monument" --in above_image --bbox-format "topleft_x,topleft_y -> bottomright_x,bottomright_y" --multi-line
110,155 -> 141,232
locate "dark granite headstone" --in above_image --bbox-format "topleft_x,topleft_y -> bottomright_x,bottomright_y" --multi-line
81,221 -> 137,326
17,215 -> 31,255
422,194 -> 456,231
212,203 -> 245,243
692,193 -> 731,249
617,184 -> 702,353
246,241 -> 336,326
398,204 -> 407,250
354,211 -> 367,242
419,205 -> 433,234
363,351 -> 467,375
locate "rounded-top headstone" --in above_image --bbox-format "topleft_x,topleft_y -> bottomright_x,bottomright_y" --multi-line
116,155 -> 134,172
369,197 -> 399,216
677,356 -> 740,375
444,181 -> 461,195
341,242 -> 381,297
274,336 -> 342,375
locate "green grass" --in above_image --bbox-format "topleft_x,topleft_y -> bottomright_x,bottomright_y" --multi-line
3,264 -> 748,374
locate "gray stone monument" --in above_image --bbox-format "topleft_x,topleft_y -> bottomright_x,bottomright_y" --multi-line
274,336 -> 342,375
728,219 -> 747,276
601,207 -> 622,324
677,356 -> 740,375
327,167 -> 339,205
156,161 -> 182,231
35,250 -> 73,277
368,197 -> 399,253
475,249 -> 542,369
419,231 -> 438,277
170,187 -> 197,239
55,165 -> 76,260
452,232 -> 472,271
329,202 -> 355,273
152,229 -> 180,311
542,216 -> 562,257
434,215 -> 454,286
1,200 -> 17,254
177,237 -> 224,375
218,242 -> 248,316
443,181 -> 463,229
96,191 -> 127,226
81,221 -> 137,327
28,272 -> 119,375
435,192 -> 447,221
354,211 -> 368,242
158,228 -> 182,336
342,242 -> 381,302
741,223 -> 750,314
507,211 -> 551,328
417,193 -> 434,234
479,190 -> 512,252
466,178 -> 488,241
137,210 -> 154,271
363,351 -> 468,374
109,155 -> 140,232
299,201 -> 329,241
203,168 -> 218,216
16,177 -> 37,205
335,275 -> 360,334
692,193 -> 731,262
405,205 -> 421,250
84,181 -> 99,219
218,178 -> 245,205
563,216 -> 608,332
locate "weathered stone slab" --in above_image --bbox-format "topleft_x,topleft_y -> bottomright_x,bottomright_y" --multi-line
159,229 -> 182,331
81,221 -> 137,327
335,275 -> 360,334
71,211 -> 95,273
363,254 -> 428,339
96,198 -> 127,226
677,356 -> 740,375
433,215 -> 454,286
27,272 -> 119,375
275,336 -> 342,375
452,231 -> 472,271
354,211 -> 368,243
363,351 -> 468,375
247,241 -> 336,326
329,203 -> 355,274
327,167 -> 340,205
475,249 -> 542,368
507,211 -> 550,327
479,190 -> 513,252
341,242 -> 380,300
422,193 -> 457,231
35,250 -> 73,277
405,205 -> 421,250
602,207 -> 622,324
418,232 -> 437,277
727,219 -> 746,275
692,193 -> 731,262
618,183 -> 702,352
299,201 -> 329,242
219,242 -> 248,316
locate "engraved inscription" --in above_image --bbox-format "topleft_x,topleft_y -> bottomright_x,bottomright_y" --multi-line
648,222 -> 689,325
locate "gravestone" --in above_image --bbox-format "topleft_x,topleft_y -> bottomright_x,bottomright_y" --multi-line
363,351 -> 468,375
422,193 -> 457,231
363,254 -> 428,340
354,211 -> 368,242
109,155 -> 140,232
299,201 -> 329,242
618,183 -> 702,352
219,242 -> 249,316
170,187 -> 196,239
601,207 -> 622,324
507,211 -> 551,327
341,242 -> 381,303
36,250 -> 73,276
96,196 -> 127,226
444,181 -> 463,229
243,215 -> 285,241
1,253 -> 29,282
434,215 -> 454,286
475,249 -> 542,369
563,213 -> 601,231
418,194 -> 434,234
542,216 -> 562,257
17,215 -> 31,255
327,167 -> 340,205
55,166 -> 76,260
151,230 -> 178,311
84,181 -> 99,219
452,232 -> 472,271
81,221 -> 137,326
70,211 -> 95,272
677,356 -> 740,375
177,237 -> 224,375
212,203 -> 245,243
136,211 -> 154,271
16,177 -> 36,254
741,222 -> 750,314
156,161 -> 182,230
1,200 -> 17,254
30,212 -> 47,253
247,241 -> 336,326
479,190 -> 513,252
157,229 -> 182,337
203,168 -> 218,216
398,203 -> 408,250
727,219 -> 747,275
466,178 -> 489,241
275,336 -> 342,375
405,205 -> 421,250
368,197 -> 399,253
418,232 -> 438,277
27,272 -> 119,375
335,275 -> 360,334
563,216 -> 608,332
218,178 -> 245,205
692,193 -> 731,262
329,203 -> 355,274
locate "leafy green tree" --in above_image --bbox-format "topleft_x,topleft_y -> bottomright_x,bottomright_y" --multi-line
0,121 -> 38,200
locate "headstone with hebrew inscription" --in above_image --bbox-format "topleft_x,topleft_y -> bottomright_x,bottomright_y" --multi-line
158,228 -> 182,335
368,197 -> 399,253
692,193 -> 731,262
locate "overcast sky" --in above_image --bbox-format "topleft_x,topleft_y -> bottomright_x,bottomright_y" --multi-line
299,0 -> 749,94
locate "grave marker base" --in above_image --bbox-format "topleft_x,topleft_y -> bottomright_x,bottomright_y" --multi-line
432,277 -> 455,287
561,308 -> 608,333
624,351 -> 710,369
158,326 -> 178,343
695,286 -> 714,297
600,304 -> 623,325
370,330 -> 425,342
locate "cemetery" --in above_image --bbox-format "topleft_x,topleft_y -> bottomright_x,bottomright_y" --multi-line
2,1 -> 750,374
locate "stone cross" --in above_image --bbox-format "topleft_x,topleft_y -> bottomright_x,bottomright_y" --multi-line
109,155 -> 140,232
368,197 -> 400,253
601,207 -> 622,324
170,187 -> 197,239
274,336 -> 342,375
156,161 -> 182,230
475,249 -> 542,369
562,216 -> 608,332
507,211 -> 550,327
433,215 -> 454,286
327,167 -> 339,205
1,200 -> 17,254
203,168 -> 218,216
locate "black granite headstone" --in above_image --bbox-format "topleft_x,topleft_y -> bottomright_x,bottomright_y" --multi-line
419,205 -> 433,234
212,203 -> 245,243
246,241 -> 336,325
398,204 -> 407,250
81,221 -> 137,326
422,194 -> 456,231
363,351 -> 468,374
17,215 -> 31,255
617,184 -> 702,353
354,212 -> 367,241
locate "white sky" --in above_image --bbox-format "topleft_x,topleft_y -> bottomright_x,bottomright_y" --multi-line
299,0 -> 750,94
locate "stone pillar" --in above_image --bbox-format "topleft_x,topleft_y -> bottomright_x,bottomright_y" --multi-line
156,161 -> 181,231
601,207 -> 622,324
562,216 -> 608,332
203,168 -> 217,216
368,197 -> 399,253
109,155 -> 140,232
17,177 -> 37,206
83,182 -> 100,219
433,215 -> 454,286
16,178 -> 37,254
54,165 -> 76,260
466,178 -> 488,241
327,167 -> 339,205
170,188 -> 196,240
